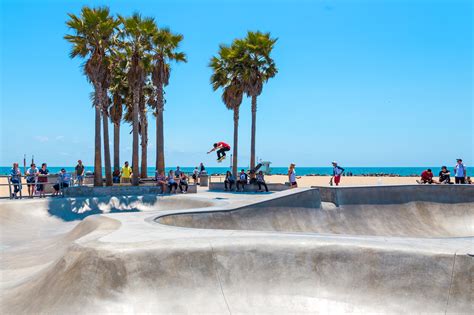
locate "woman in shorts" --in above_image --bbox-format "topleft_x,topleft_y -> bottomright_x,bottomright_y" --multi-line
26,163 -> 38,197
288,163 -> 299,188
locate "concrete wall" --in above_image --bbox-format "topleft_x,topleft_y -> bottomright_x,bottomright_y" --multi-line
63,184 -> 197,197
209,182 -> 290,192
316,185 -> 474,206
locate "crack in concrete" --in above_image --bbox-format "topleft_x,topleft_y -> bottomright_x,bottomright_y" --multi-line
209,241 -> 232,315
444,252 -> 457,314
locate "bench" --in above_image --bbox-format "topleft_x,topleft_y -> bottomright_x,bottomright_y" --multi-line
208,182 -> 289,192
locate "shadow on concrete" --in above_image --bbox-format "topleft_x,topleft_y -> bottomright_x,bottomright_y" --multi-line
46,195 -> 162,222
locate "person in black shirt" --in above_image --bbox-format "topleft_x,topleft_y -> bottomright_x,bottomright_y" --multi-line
439,166 -> 451,184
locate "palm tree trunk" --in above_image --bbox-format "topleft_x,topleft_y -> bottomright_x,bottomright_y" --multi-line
94,105 -> 103,187
113,123 -> 120,172
132,87 -> 140,186
156,86 -> 165,174
102,110 -> 113,186
140,114 -> 148,178
232,107 -> 239,177
250,95 -> 257,170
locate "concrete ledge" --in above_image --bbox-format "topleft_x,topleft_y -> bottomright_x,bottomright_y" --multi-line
315,185 -> 474,206
63,184 -> 197,197
209,182 -> 289,192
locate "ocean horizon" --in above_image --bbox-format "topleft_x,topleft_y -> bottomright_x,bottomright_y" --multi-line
1,166 -> 471,177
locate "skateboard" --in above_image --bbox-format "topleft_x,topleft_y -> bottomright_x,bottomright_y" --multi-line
217,156 -> 226,163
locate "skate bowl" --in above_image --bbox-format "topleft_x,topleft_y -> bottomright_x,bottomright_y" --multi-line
1,187 -> 473,314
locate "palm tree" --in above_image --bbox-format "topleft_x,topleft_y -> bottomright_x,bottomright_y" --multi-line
150,28 -> 187,174
238,31 -> 277,169
109,58 -> 127,173
65,6 -> 119,186
119,13 -> 156,185
139,83 -> 154,178
210,45 -> 244,176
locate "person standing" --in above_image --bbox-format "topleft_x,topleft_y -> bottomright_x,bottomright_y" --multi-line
10,163 -> 22,199
75,160 -> 85,186
288,163 -> 299,188
454,159 -> 467,184
120,161 -> 132,184
331,161 -> 345,186
26,163 -> 38,197
37,163 -> 49,198
192,167 -> 200,184
256,171 -> 269,192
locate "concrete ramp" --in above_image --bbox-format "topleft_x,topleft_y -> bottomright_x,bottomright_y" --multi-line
1,187 -> 473,314
158,201 -> 473,237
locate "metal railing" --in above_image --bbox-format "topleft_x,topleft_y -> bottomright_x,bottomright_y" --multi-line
0,174 -> 92,199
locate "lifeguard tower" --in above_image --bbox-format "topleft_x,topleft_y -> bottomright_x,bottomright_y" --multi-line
260,160 -> 272,175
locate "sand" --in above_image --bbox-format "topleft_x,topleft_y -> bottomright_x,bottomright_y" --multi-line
0,175 -> 423,198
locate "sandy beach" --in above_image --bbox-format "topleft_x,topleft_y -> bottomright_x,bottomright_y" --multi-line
0,175 -> 423,198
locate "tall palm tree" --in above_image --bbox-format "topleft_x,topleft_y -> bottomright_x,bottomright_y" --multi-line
238,31 -> 277,170
119,13 -> 156,185
139,83 -> 154,178
109,46 -> 132,174
65,6 -> 119,186
210,45 -> 244,176
150,28 -> 187,174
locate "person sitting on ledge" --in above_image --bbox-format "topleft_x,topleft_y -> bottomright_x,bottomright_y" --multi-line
155,170 -> 167,194
179,173 -> 188,193
417,169 -> 435,184
438,166 -> 451,184
256,171 -> 269,192
112,169 -> 121,184
236,169 -> 248,192
120,161 -> 132,184
53,168 -> 71,196
224,171 -> 235,191
167,170 -> 178,194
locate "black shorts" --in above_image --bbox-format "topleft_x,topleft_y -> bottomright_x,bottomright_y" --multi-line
26,178 -> 36,185
455,177 -> 466,184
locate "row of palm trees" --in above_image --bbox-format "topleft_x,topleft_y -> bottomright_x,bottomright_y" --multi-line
65,7 -> 185,186
65,6 -> 276,186
210,32 -> 277,176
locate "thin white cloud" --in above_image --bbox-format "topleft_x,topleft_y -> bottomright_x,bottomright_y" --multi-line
55,135 -> 65,141
34,136 -> 49,142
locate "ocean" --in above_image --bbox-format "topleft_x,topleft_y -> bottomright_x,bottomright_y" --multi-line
1,166 -> 471,177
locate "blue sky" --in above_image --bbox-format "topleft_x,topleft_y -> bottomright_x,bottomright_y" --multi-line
0,0 -> 472,167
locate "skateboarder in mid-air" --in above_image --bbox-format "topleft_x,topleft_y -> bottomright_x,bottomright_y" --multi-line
207,141 -> 231,162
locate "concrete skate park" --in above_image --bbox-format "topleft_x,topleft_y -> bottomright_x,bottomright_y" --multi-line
1,185 -> 473,314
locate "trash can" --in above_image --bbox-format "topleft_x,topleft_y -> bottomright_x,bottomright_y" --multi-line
199,172 -> 209,187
